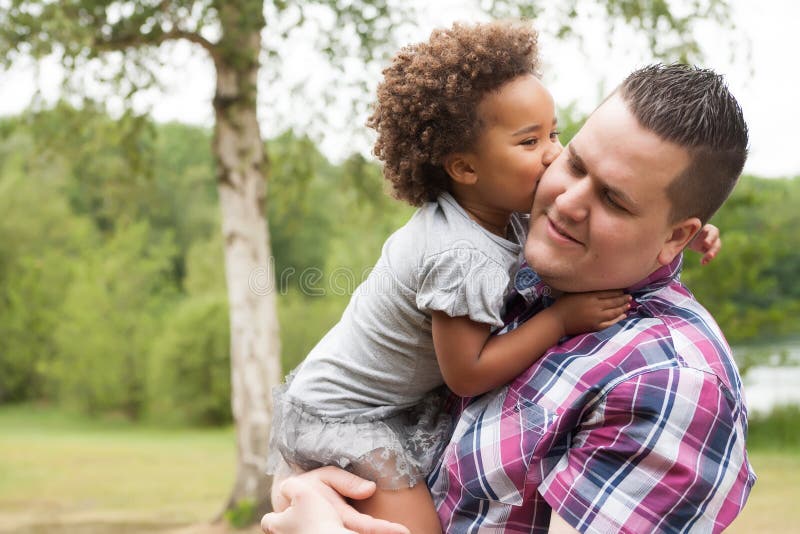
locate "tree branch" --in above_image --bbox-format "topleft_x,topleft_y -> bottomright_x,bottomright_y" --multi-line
95,28 -> 216,56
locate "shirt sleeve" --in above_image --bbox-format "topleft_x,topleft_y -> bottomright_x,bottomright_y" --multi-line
538,367 -> 753,533
416,247 -> 510,328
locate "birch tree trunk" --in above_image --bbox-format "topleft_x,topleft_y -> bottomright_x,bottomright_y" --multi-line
212,1 -> 280,518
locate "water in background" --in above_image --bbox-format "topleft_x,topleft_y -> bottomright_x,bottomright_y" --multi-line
734,339 -> 800,414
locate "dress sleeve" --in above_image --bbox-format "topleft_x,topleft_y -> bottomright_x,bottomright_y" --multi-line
415,247 -> 510,329
538,367 -> 754,533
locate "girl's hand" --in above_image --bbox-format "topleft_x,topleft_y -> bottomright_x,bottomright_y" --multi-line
549,290 -> 631,337
688,223 -> 721,265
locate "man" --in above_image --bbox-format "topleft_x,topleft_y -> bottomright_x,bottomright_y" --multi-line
262,64 -> 754,533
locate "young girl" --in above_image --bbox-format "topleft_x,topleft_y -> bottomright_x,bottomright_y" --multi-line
267,21 -> 718,533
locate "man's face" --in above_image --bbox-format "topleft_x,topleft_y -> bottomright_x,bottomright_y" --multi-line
524,94 -> 693,292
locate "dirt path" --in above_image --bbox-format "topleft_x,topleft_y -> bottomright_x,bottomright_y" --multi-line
0,513 -> 262,534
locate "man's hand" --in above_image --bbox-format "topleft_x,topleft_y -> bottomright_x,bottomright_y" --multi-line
688,223 -> 721,265
262,476 -> 356,534
262,466 -> 410,534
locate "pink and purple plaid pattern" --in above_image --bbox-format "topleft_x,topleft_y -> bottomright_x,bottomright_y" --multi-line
429,257 -> 755,533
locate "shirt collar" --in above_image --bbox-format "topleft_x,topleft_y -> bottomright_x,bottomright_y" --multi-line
513,264 -> 554,306
627,254 -> 683,294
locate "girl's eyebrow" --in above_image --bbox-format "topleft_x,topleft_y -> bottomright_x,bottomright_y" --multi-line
511,123 -> 543,136
512,117 -> 558,137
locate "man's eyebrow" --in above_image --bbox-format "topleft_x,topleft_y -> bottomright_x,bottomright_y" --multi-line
568,144 -> 640,212
511,117 -> 558,137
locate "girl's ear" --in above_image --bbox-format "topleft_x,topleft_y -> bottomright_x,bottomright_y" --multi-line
657,216 -> 702,266
444,152 -> 478,185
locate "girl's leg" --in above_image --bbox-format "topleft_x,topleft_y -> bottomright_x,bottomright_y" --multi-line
351,483 -> 442,534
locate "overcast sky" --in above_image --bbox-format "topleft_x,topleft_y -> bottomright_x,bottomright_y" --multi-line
0,0 -> 797,178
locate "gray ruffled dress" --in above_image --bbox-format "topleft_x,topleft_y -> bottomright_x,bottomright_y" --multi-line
267,193 -> 526,488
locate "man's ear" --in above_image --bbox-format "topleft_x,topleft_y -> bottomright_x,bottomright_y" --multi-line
657,217 -> 703,266
443,152 -> 478,185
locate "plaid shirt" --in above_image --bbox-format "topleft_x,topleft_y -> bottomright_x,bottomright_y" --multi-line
429,256 -> 756,533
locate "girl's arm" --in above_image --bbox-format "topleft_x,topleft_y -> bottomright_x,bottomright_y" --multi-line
432,291 -> 631,397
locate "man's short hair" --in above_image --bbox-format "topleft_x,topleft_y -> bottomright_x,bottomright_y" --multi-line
618,64 -> 748,223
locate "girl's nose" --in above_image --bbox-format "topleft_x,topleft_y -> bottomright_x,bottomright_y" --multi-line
542,142 -> 562,167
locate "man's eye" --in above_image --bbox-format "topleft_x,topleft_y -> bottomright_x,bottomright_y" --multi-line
604,191 -> 624,210
567,159 -> 583,175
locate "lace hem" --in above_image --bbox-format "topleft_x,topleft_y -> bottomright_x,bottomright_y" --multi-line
266,382 -> 452,489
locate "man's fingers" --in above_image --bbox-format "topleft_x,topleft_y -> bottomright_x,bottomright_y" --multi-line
261,510 -> 291,533
342,511 -> 412,534
277,477 -> 309,502
265,477 -> 362,534
315,466 -> 377,500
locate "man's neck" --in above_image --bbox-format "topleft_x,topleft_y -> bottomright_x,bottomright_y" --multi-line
538,255 -> 682,297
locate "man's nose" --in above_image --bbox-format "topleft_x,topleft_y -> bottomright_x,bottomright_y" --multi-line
554,177 -> 589,222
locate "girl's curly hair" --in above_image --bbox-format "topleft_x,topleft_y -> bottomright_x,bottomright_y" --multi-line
367,21 -> 540,206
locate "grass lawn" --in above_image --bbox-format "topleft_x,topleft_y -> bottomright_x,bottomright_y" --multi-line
0,404 -> 797,533
0,404 -> 258,533
727,450 -> 800,533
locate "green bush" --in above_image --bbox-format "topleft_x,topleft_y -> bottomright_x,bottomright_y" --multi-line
747,405 -> 800,451
147,294 -> 232,425
224,498 -> 257,529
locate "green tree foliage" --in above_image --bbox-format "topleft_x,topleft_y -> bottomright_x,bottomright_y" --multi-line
146,231 -> 231,425
52,221 -> 177,418
147,294 -> 232,425
0,128 -> 96,402
266,132 -> 339,286
25,103 -> 158,230
682,175 -> 800,343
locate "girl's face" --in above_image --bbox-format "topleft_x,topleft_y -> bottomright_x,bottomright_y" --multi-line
456,75 -> 562,215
